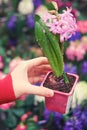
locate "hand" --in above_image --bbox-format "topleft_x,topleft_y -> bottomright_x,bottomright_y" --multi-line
11,57 -> 54,98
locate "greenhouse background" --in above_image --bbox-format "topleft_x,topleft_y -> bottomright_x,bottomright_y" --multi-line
0,0 -> 87,130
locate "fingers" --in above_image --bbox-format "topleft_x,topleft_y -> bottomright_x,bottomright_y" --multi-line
37,64 -> 52,71
25,84 -> 54,97
26,57 -> 49,66
28,76 -> 45,84
27,64 -> 52,78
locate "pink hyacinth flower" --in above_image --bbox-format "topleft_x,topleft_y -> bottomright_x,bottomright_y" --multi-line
43,7 -> 77,43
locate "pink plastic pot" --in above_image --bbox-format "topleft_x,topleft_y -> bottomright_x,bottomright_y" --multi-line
42,72 -> 79,114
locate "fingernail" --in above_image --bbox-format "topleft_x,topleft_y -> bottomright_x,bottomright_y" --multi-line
46,90 -> 54,97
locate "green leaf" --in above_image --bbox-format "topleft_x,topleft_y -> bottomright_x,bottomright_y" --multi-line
15,100 -> 25,107
27,122 -> 41,130
11,0 -> 19,11
35,15 -> 40,22
3,110 -> 18,128
12,108 -> 25,117
35,22 -> 59,76
0,47 -> 6,57
35,19 -> 64,77
45,2 -> 56,10
24,95 -> 34,106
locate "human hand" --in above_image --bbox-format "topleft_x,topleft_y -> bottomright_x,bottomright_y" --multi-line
11,57 -> 54,99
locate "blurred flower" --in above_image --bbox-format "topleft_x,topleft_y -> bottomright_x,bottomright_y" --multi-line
54,112 -> 64,129
77,21 -> 87,34
72,81 -> 87,108
8,37 -> 18,46
18,0 -> 34,15
0,62 -> 4,69
64,63 -> 77,74
33,115 -> 38,123
72,103 -> 87,129
0,55 -> 3,62
66,41 -> 86,61
16,123 -> 27,130
46,0 -> 72,8
9,57 -> 23,72
69,31 -> 81,41
21,112 -> 32,122
34,95 -> 45,105
26,14 -> 34,29
64,117 -> 83,130
19,95 -> 27,101
7,15 -> 17,31
43,108 -> 53,121
0,102 -> 15,110
33,0 -> 42,9
35,5 -> 48,18
81,61 -> 87,75
81,36 -> 87,51
0,0 -> 9,4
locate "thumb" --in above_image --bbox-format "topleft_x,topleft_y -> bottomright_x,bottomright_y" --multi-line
25,84 -> 54,97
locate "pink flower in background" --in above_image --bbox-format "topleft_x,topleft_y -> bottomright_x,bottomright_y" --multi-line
81,36 -> 87,51
0,55 -> 4,69
33,115 -> 38,123
9,57 -> 23,72
77,21 -> 87,34
0,102 -> 15,110
46,0 -> 72,8
75,45 -> 86,61
35,5 -> 48,18
66,43 -> 76,61
21,113 -> 29,122
21,112 -> 32,121
66,38 -> 87,61
16,124 -> 27,130
43,7 -> 77,42
19,95 -> 27,101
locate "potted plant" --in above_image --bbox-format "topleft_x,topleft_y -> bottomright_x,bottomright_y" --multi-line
35,1 -> 79,114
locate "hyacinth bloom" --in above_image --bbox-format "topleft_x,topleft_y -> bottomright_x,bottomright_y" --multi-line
42,7 -> 77,42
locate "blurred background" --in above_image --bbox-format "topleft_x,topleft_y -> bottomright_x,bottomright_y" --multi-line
0,0 -> 87,130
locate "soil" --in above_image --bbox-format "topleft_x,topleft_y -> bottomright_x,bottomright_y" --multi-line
43,72 -> 76,93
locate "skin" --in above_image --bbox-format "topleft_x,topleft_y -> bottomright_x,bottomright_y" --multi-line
11,57 -> 54,99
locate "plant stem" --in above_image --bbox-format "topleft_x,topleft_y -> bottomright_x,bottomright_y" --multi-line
63,72 -> 69,84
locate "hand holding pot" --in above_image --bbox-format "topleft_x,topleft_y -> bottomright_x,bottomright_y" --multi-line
11,57 -> 54,99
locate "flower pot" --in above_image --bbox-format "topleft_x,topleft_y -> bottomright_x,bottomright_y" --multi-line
42,72 -> 79,114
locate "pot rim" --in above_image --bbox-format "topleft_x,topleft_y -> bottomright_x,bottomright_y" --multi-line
42,71 -> 79,96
